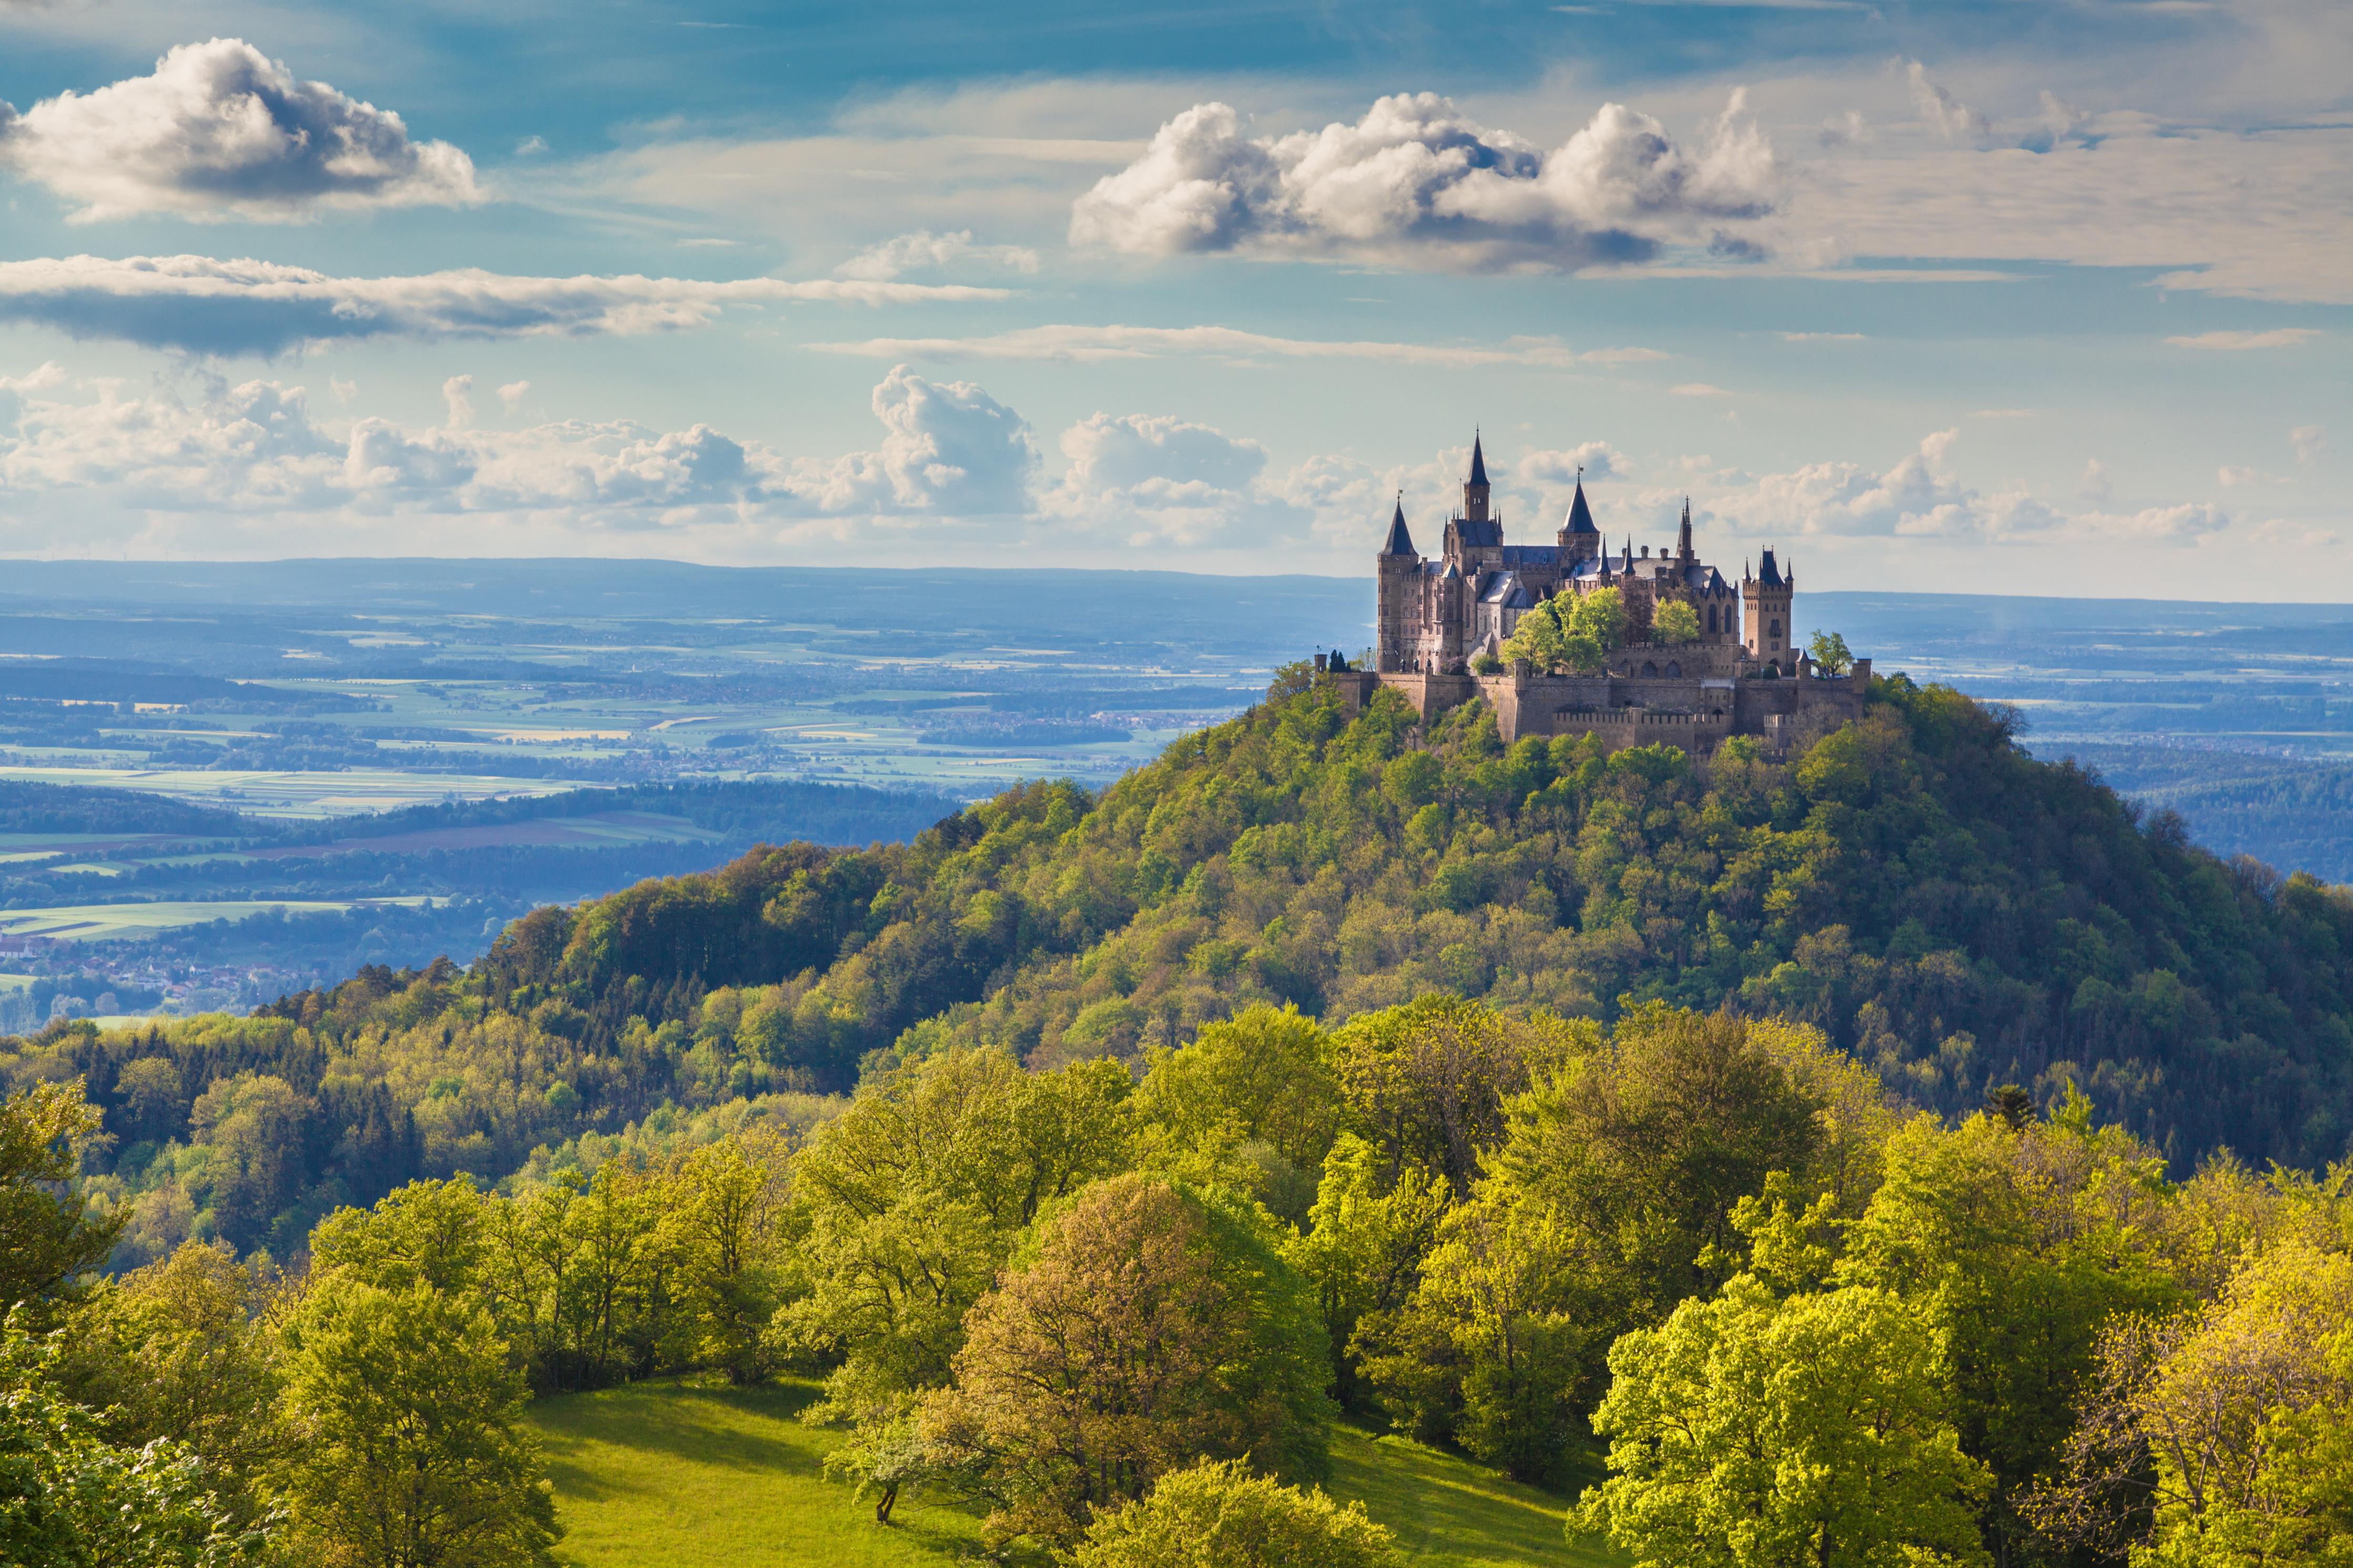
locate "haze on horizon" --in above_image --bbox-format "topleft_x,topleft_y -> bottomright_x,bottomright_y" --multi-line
0,0 -> 2345,599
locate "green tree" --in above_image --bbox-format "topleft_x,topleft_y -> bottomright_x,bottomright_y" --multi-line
279,1278 -> 560,1568
309,1176 -> 490,1298
2029,1238 -> 2353,1566
1580,1273 -> 1991,1568
921,1174 -> 1334,1547
1287,1131 -> 1450,1408
1652,600 -> 1701,646
1134,1004 -> 1343,1221
1842,1108 -> 2183,1561
1500,589 -> 1625,675
54,1242 -> 284,1529
0,1317 -> 270,1568
0,1080 -> 124,1317
663,1130 -> 788,1383
1808,630 -> 1853,675
1074,1459 -> 1400,1568
785,1047 -> 1132,1412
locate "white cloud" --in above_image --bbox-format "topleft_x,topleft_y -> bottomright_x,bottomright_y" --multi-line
1069,89 -> 1778,271
1043,412 -> 1301,547
516,135 -> 548,157
808,322 -> 1637,368
1517,442 -> 1621,484
2079,502 -> 2231,543
497,380 -> 529,411
0,39 -> 480,222
778,365 -> 1034,518
1904,61 -> 1990,145
2164,328 -> 2321,350
0,363 -> 1036,539
836,230 -> 1041,281
2292,424 -> 2326,465
2079,458 -> 2114,503
1672,382 -> 1730,397
1789,117 -> 2353,303
1780,331 -> 1866,342
1701,428 -> 1988,538
0,254 -> 1010,356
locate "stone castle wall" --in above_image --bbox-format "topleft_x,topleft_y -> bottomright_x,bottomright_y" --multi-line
1331,657 -> 1871,760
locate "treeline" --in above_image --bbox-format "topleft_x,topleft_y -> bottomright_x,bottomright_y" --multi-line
17,999 -> 2353,1565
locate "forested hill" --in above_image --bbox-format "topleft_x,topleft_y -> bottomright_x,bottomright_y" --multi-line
324,669 -> 2353,1165
38,666 -> 2353,1261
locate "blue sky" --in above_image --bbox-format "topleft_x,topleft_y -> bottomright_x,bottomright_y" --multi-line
0,0 -> 2345,596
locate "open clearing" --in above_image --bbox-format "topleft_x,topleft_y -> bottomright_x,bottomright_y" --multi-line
528,1378 -> 1617,1568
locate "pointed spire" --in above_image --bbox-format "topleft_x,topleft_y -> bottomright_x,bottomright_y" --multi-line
1467,430 -> 1489,488
1379,492 -> 1415,557
1677,497 -> 1694,560
1562,476 -> 1597,537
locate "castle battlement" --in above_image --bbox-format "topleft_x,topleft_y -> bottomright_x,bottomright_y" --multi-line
1329,437 -> 1868,755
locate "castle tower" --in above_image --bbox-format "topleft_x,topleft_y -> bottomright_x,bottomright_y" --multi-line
1676,498 -> 1695,563
1375,495 -> 1418,673
1442,433 -> 1503,582
1462,432 -> 1491,524
1557,472 -> 1601,563
1742,548 -> 1796,670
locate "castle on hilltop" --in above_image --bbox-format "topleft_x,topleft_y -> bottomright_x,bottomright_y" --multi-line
1325,436 -> 1870,757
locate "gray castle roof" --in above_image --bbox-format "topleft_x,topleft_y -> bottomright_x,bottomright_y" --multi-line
1479,572 -> 1535,609
1467,433 -> 1489,487
1380,498 -> 1415,557
1757,548 -> 1784,588
1563,479 -> 1596,535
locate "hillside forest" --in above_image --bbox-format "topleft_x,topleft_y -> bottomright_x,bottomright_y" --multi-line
13,666 -> 2353,1565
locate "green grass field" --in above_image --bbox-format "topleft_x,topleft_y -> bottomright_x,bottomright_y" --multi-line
527,1379 -> 1621,1568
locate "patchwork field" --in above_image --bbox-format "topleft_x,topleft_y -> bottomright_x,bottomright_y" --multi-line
0,896 -> 430,942
527,1378 -> 1616,1568
0,765 -> 583,819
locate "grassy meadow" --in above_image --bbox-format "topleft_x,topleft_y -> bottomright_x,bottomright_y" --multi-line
527,1378 -> 1617,1568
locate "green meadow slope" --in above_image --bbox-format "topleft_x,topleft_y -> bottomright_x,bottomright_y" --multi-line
528,1379 -> 1616,1568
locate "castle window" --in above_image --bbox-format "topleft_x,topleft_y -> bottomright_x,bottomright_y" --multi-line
1706,606 -> 1717,633
1642,661 -> 1658,677
1666,661 -> 1681,677
1769,620 -> 1782,641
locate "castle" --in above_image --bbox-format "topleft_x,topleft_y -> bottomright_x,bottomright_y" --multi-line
1326,437 -> 1869,756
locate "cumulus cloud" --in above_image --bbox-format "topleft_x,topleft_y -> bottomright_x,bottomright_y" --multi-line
1069,90 -> 1778,271
2292,424 -> 2326,465
0,363 -> 1037,537
2078,502 -> 2230,543
1518,442 -> 1621,485
497,380 -> 529,411
780,365 -> 1034,518
836,230 -> 1041,281
2164,328 -> 2321,350
1043,412 -> 1302,547
1904,61 -> 1990,145
0,255 -> 1011,356
808,322 -> 1640,368
0,39 -> 481,222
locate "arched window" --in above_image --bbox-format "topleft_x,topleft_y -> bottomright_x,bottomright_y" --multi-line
1642,661 -> 1658,677
1665,661 -> 1681,677
1706,605 -> 1717,633
1769,619 -> 1782,642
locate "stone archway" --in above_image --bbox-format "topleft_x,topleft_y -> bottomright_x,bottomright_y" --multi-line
1665,661 -> 1681,677
1642,661 -> 1658,677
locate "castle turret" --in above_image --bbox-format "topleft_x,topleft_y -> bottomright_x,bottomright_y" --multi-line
1676,498 -> 1695,563
1742,547 -> 1796,671
1558,474 -> 1600,563
1376,494 -> 1418,673
1463,432 -> 1491,524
